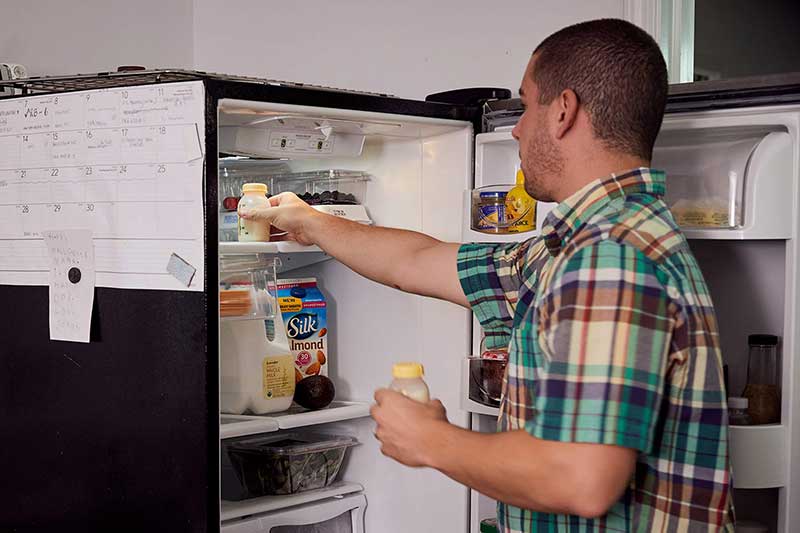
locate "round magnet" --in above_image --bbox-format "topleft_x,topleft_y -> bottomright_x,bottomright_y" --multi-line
68,267 -> 81,284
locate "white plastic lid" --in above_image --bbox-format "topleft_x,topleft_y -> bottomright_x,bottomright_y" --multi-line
729,397 -> 749,409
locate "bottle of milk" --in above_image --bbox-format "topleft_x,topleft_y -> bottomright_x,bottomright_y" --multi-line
390,362 -> 430,403
220,310 -> 295,415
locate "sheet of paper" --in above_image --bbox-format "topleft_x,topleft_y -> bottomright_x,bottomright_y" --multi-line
43,230 -> 95,343
0,81 -> 205,291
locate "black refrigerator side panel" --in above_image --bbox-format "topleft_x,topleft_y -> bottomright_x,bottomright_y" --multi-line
0,287 -> 210,532
0,80 -> 217,533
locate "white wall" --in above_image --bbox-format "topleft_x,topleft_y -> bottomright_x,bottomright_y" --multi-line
2,1 -> 625,99
193,0 -> 625,99
0,0 -> 193,76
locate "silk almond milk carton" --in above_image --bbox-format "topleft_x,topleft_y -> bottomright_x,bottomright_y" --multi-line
276,278 -> 328,381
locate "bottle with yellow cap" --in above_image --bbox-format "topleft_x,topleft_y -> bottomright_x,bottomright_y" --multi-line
505,169 -> 536,233
390,362 -> 430,403
238,183 -> 271,242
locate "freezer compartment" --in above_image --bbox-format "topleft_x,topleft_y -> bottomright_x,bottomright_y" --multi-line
223,432 -> 358,500
653,117 -> 795,239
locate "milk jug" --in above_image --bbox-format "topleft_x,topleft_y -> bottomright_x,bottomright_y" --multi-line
220,311 -> 295,414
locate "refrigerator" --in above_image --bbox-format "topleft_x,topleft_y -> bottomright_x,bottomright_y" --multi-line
0,69 -> 798,533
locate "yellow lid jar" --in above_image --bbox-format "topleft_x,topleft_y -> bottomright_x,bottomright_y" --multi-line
389,362 -> 430,403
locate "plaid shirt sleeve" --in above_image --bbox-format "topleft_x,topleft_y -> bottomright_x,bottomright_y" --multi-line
527,240 -> 674,453
457,242 -> 530,350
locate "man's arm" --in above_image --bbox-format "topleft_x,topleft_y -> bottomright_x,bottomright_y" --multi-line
431,426 -> 635,518
371,390 -> 636,518
240,192 -> 468,307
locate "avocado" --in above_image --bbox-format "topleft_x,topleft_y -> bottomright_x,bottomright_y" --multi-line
294,375 -> 335,410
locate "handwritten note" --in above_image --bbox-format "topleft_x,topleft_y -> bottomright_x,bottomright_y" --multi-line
43,230 -> 95,343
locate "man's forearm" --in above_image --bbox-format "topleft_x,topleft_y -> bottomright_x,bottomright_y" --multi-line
306,212 -> 467,306
424,423 -> 635,518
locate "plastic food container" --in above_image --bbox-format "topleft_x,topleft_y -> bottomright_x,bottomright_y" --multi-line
218,158 -> 290,207
470,184 -> 534,234
223,433 -> 358,500
219,259 -> 278,320
269,169 -> 371,205
468,354 -> 508,407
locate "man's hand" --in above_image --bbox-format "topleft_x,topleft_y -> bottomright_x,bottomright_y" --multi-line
371,389 -> 449,467
238,192 -> 322,245
240,192 -> 468,306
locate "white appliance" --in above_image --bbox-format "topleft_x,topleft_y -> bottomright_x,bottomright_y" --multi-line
2,71 -> 799,533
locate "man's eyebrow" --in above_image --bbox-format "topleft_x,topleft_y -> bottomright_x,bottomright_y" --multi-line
519,87 -> 525,97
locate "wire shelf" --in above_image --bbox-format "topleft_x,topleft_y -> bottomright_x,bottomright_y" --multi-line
0,68 -> 393,98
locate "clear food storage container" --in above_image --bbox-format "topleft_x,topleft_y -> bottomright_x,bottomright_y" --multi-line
219,158 -> 290,205
223,433 -> 359,500
269,170 -> 371,206
468,355 -> 508,407
219,257 -> 278,320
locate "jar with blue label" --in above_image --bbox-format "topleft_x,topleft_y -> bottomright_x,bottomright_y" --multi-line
472,190 -> 509,234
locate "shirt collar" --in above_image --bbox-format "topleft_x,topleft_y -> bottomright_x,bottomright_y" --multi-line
541,167 -> 666,256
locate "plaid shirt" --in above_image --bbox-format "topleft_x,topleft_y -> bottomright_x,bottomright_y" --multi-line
458,168 -> 734,532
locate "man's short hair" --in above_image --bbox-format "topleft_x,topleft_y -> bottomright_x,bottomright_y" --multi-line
533,18 -> 668,161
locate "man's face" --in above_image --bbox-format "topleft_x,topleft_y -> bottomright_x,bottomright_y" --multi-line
511,56 -> 563,203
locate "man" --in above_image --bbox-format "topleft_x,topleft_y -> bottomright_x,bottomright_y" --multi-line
239,18 -> 734,532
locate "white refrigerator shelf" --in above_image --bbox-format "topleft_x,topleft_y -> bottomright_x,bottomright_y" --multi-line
219,241 -> 330,273
221,481 -> 364,522
219,241 -> 324,254
220,401 -> 372,439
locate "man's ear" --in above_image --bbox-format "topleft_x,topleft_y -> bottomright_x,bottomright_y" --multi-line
553,89 -> 579,140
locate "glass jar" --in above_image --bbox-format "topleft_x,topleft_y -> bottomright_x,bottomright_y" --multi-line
472,190 -> 509,234
727,397 -> 751,426
742,334 -> 780,424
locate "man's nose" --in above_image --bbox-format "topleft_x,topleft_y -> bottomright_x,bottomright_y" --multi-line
511,124 -> 520,140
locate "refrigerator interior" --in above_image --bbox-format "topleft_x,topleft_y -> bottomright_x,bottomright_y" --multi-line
216,99 -> 474,532
689,239 -> 787,532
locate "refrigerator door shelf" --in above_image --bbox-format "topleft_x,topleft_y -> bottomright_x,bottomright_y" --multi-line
220,401 -> 371,439
460,357 -> 501,417
461,190 -> 555,244
654,118 -> 795,240
221,482 -> 365,524
729,423 -> 786,489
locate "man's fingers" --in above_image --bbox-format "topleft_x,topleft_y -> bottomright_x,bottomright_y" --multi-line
268,192 -> 298,207
374,388 -> 391,405
238,205 -> 273,221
